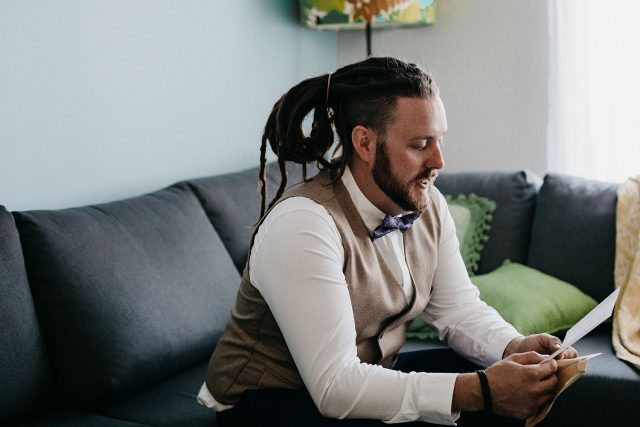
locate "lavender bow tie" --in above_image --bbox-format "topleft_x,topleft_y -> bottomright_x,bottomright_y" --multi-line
371,211 -> 422,241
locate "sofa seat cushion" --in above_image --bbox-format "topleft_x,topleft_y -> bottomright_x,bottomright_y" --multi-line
527,174 -> 617,302
542,323 -> 640,426
14,186 -> 240,409
14,412 -> 149,427
0,206 -> 55,422
435,171 -> 541,274
99,361 -> 215,427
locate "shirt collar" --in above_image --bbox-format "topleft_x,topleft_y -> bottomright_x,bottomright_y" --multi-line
340,166 -> 387,233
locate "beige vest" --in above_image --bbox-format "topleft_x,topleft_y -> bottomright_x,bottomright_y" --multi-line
206,170 -> 442,405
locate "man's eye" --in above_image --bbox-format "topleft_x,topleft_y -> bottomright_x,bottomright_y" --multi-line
412,138 -> 444,151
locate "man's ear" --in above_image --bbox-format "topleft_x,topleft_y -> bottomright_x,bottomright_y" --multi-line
351,125 -> 377,164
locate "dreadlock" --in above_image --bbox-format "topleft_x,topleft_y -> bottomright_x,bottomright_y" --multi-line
258,56 -> 439,217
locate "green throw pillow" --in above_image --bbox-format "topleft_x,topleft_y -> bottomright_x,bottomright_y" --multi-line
445,193 -> 496,276
472,261 -> 598,335
406,261 -> 599,340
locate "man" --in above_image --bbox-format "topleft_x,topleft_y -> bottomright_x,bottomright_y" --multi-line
197,57 -> 575,426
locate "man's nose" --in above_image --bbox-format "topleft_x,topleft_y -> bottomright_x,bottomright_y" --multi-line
426,143 -> 445,170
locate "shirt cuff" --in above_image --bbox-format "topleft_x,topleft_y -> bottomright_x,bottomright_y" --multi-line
485,328 -> 523,365
415,372 -> 459,425
196,382 -> 233,412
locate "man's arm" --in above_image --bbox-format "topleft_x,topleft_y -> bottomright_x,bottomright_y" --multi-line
423,190 -> 564,418
423,190 -> 522,366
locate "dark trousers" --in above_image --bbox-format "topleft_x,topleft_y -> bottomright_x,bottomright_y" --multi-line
217,349 -> 523,427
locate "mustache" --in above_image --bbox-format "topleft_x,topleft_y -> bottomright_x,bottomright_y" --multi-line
415,169 -> 438,182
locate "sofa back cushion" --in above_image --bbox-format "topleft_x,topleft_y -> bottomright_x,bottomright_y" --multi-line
435,171 -> 541,274
0,206 -> 55,421
185,162 -> 313,272
527,174 -> 617,301
14,186 -> 240,408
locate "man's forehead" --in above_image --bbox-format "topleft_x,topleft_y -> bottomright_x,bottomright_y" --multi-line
389,96 -> 447,131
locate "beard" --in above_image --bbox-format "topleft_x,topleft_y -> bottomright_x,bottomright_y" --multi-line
372,141 -> 437,212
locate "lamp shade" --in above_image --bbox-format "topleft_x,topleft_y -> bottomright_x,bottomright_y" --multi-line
300,0 -> 436,30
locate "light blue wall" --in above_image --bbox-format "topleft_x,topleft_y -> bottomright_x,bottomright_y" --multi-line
0,1 -> 336,211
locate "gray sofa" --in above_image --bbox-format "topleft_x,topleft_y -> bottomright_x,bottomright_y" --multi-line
1,162 -> 638,426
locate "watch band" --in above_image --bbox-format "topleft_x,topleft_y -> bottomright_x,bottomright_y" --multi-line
476,369 -> 493,414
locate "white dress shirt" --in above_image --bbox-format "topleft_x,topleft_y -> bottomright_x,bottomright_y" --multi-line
198,167 -> 521,424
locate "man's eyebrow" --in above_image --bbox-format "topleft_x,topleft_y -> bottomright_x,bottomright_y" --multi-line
409,135 -> 439,141
409,130 -> 447,139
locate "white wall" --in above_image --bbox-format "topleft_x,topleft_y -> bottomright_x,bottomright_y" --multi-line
338,0 -> 549,176
0,1 -> 336,211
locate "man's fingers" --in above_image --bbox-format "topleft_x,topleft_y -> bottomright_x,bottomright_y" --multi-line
527,375 -> 559,416
510,351 -> 545,365
537,333 -> 564,356
536,358 -> 558,377
559,346 -> 578,359
537,369 -> 559,390
538,333 -> 561,352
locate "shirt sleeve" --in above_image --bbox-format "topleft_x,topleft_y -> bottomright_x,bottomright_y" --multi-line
422,190 -> 523,367
250,197 -> 459,424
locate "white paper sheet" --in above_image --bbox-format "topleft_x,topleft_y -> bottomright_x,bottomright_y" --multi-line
543,287 -> 620,361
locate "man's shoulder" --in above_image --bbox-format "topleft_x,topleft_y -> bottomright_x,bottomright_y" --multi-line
261,196 -> 335,231
267,196 -> 329,215
251,196 -> 342,262
283,170 -> 337,202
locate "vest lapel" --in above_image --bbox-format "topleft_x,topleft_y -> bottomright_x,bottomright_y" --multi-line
332,177 -> 410,308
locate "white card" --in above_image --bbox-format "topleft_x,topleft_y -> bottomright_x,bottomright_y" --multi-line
543,287 -> 620,361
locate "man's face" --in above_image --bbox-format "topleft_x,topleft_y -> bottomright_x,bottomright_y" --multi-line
372,96 -> 447,212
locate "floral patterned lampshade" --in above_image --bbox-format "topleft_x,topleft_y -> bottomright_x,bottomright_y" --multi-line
300,0 -> 437,30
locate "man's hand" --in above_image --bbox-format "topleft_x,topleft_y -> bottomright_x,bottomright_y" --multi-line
486,352 -> 559,419
503,334 -> 577,360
